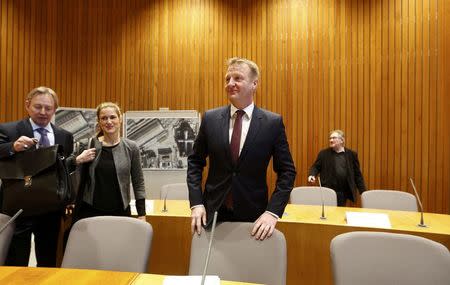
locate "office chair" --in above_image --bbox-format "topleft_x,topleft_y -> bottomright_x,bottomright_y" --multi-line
189,222 -> 287,285
361,190 -> 418,211
330,231 -> 450,285
62,216 -> 153,272
0,213 -> 15,265
290,186 -> 337,206
160,182 -> 189,200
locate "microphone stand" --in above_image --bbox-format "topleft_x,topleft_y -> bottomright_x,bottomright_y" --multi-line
318,177 -> 326,220
161,190 -> 169,212
0,209 -> 23,234
409,178 -> 427,228
201,211 -> 218,285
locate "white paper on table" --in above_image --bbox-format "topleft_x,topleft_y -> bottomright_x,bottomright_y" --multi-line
345,211 -> 392,229
163,275 -> 220,285
130,199 -> 154,215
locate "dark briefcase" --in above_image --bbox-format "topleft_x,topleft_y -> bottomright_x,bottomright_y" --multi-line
0,145 -> 73,217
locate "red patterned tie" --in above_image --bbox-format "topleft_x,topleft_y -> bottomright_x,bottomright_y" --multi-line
225,110 -> 245,209
230,110 -> 245,164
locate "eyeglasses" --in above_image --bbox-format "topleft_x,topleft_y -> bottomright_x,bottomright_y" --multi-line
329,136 -> 342,140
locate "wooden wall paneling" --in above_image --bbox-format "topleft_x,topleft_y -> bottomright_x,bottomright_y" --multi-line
380,0 -> 388,189
6,0 -> 13,121
321,0 -> 329,143
11,0 -> 19,119
15,0 -> 24,118
407,0 -> 416,200
203,0 -> 210,111
0,0 -> 5,122
428,0 -> 438,211
387,0 -> 395,189
415,0 -> 425,206
374,0 -> 382,190
308,0 -> 317,159
393,0 -> 402,191
58,0 -> 67,106
328,0 -> 335,144
343,1 -> 350,151
104,0 -> 111,108
300,0 -> 309,183
150,0 -> 158,110
368,0 -> 376,190
289,0 -> 298,180
412,0 -> 426,205
0,0 -> 448,213
400,0 -> 409,195
362,0 -> 370,186
421,0 -> 431,209
359,0 -> 365,175
49,0 -> 57,93
439,0 -> 450,213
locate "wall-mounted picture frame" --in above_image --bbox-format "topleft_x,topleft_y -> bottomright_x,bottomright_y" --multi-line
54,107 -> 97,142
124,110 -> 200,170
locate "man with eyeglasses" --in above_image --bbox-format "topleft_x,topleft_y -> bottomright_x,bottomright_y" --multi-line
307,129 -> 366,206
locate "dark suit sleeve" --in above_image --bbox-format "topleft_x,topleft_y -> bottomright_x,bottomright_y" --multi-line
267,117 -> 296,217
352,151 -> 367,193
187,114 -> 208,208
0,125 -> 15,159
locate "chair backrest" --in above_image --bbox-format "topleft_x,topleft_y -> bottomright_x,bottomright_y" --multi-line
361,190 -> 418,211
189,222 -> 286,285
330,231 -> 450,285
0,213 -> 15,265
160,183 -> 189,200
290,186 -> 337,206
62,216 -> 153,272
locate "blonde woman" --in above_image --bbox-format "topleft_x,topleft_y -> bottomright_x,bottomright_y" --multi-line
72,102 -> 146,221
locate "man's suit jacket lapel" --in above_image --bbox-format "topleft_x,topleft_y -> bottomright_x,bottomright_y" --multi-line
52,124 -> 64,145
219,106 -> 232,164
238,106 -> 262,164
17,119 -> 34,138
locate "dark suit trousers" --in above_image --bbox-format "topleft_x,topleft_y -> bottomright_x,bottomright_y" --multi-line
5,211 -> 61,267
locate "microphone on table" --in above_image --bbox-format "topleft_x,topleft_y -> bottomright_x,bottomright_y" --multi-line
317,177 -> 327,220
201,211 -> 218,285
409,178 -> 427,228
0,209 -> 23,234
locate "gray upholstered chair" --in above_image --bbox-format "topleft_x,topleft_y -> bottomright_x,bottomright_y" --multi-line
361,190 -> 418,211
0,213 -> 15,265
330,231 -> 450,285
62,216 -> 153,272
290,186 -> 337,206
189,222 -> 287,285
160,182 -> 189,200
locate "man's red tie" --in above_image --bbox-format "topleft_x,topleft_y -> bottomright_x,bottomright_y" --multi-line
230,110 -> 245,164
226,109 -> 245,209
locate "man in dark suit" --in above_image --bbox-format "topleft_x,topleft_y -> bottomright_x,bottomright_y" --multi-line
308,129 -> 366,206
0,86 -> 73,267
188,57 -> 296,241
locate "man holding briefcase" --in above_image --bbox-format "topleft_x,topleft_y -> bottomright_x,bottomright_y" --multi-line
0,86 -> 73,267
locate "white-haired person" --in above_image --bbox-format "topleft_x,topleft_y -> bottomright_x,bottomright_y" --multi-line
308,129 -> 366,206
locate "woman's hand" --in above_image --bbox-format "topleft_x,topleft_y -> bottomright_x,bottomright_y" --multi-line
76,148 -> 96,164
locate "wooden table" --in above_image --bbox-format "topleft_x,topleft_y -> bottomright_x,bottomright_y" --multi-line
0,266 -> 261,284
145,200 -> 450,285
0,266 -> 138,285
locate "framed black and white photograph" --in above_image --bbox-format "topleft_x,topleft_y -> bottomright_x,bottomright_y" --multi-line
54,107 -> 97,142
124,110 -> 200,170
